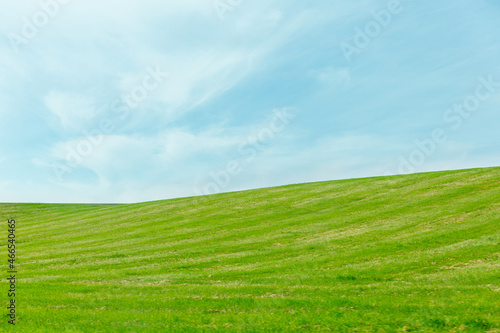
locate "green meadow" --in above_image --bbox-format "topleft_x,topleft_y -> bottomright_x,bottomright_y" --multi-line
1,167 -> 499,332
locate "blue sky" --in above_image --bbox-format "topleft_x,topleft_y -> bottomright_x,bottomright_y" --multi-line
1,0 -> 499,203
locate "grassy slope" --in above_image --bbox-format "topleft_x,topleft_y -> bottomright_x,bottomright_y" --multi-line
0,167 -> 499,332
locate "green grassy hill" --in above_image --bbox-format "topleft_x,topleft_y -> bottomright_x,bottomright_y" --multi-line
1,167 -> 499,332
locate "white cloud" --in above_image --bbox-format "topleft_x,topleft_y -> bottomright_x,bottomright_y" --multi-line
47,126 -> 247,184
44,91 -> 98,131
310,67 -> 351,87
142,50 -> 253,114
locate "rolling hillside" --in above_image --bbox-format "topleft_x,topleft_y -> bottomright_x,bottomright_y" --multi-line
1,167 -> 499,332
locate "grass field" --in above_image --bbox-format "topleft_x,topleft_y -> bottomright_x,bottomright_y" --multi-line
1,167 -> 499,332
